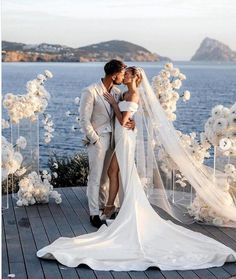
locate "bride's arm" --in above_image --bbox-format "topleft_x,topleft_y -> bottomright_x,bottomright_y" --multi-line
103,93 -> 138,127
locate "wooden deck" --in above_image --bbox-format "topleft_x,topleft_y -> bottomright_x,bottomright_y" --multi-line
2,186 -> 236,279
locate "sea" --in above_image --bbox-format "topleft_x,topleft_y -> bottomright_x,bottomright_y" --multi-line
2,62 -> 236,168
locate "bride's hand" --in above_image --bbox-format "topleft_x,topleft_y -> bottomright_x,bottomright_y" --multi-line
103,92 -> 116,105
124,119 -> 136,130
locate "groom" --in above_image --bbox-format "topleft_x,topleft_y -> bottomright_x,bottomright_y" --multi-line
80,59 -> 134,228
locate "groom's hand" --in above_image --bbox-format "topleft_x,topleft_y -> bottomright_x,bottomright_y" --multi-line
124,119 -> 135,130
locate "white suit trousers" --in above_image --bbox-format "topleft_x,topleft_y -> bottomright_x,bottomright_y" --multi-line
87,133 -> 112,216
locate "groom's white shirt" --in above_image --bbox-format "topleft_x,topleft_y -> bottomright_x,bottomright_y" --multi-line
80,80 -> 121,145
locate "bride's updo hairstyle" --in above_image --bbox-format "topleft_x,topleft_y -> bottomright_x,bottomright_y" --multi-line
127,66 -> 143,87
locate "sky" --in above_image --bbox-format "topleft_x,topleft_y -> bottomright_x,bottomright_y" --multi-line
2,0 -> 236,60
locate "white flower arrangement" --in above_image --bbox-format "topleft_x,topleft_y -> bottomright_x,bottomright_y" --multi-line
204,103 -> 236,155
188,161 -> 235,225
1,136 -> 25,181
152,63 -> 191,121
188,162 -> 236,225
158,148 -> 177,178
188,194 -> 233,226
158,129 -> 211,181
3,70 -> 53,124
42,113 -> 54,143
16,171 -> 62,206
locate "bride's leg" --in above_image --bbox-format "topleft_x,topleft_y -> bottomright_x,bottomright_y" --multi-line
104,153 -> 119,215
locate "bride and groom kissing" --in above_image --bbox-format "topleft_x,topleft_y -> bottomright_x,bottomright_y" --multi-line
80,59 -> 140,229
37,60 -> 236,271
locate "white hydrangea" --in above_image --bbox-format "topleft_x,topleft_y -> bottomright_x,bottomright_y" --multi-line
17,171 -> 62,206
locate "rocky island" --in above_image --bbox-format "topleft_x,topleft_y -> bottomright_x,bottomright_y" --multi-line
191,37 -> 236,62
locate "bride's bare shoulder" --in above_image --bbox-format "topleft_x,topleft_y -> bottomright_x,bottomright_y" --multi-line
127,92 -> 139,104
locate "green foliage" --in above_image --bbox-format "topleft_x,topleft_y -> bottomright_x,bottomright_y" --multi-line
48,152 -> 89,187
1,174 -> 19,194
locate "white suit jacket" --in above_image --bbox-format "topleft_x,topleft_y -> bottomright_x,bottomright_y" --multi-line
79,80 -> 122,145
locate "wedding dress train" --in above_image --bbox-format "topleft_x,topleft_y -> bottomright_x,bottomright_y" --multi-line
37,101 -> 236,271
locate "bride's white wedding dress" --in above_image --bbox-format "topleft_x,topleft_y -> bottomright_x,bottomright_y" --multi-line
37,101 -> 236,271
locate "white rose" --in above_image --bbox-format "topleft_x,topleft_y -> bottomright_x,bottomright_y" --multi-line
164,63 -> 174,71
37,74 -> 46,82
159,70 -> 170,79
212,105 -> 224,118
178,73 -> 186,80
172,79 -> 182,89
27,81 -> 38,93
228,114 -> 236,127
224,164 -> 235,173
74,97 -> 80,105
171,91 -> 179,101
169,113 -> 176,121
55,197 -> 62,204
44,70 -> 53,78
183,90 -> 191,101
170,68 -> 180,77
213,118 -> 228,134
16,200 -> 23,207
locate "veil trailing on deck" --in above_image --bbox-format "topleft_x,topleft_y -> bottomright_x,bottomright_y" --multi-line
134,68 -> 236,227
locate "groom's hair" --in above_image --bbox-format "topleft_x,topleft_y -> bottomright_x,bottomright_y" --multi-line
104,60 -> 127,76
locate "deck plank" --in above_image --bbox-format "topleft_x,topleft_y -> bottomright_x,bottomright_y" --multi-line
11,197 -> 46,279
2,214 -> 10,278
2,187 -> 236,279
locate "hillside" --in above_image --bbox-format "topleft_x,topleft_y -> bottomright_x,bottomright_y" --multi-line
2,40 -> 171,62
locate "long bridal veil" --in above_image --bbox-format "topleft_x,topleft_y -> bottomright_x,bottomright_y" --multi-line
135,68 -> 236,228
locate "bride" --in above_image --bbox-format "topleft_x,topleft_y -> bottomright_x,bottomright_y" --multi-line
37,66 -> 236,271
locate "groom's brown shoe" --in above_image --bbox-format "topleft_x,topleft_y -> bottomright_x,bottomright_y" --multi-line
90,215 -> 107,229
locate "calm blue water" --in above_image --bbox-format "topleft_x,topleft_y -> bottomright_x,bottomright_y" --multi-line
2,62 -> 236,168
